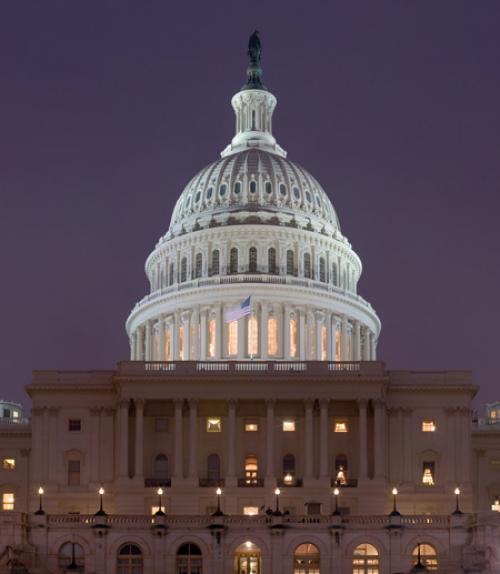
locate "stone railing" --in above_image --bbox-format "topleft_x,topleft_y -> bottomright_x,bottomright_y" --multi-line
118,360 -> 385,377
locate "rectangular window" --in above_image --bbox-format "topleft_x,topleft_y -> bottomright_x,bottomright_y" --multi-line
422,461 -> 435,486
155,417 -> 169,432
68,419 -> 81,432
245,422 -> 259,432
282,419 -> 295,432
206,417 -> 221,432
2,458 -> 15,470
243,506 -> 259,516
2,493 -> 14,511
334,420 -> 349,433
208,319 -> 216,358
228,321 -> 238,356
67,460 -> 81,486
268,316 -> 278,356
306,502 -> 321,515
422,420 -> 437,432
12,411 -> 19,420
490,459 -> 500,470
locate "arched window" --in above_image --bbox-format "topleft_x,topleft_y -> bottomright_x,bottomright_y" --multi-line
303,253 -> 311,279
334,454 -> 348,485
265,181 -> 272,195
154,454 -> 169,480
195,253 -> 202,278
180,257 -> 187,283
58,542 -> 84,572
234,181 -> 242,195
352,544 -> 379,574
331,263 -> 337,286
412,544 -> 438,571
245,455 -> 258,485
319,257 -> 326,282
248,316 -> 258,356
249,180 -> 257,194
211,250 -> 220,276
268,315 -> 278,356
249,247 -> 258,273
207,453 -> 221,484
286,250 -> 295,276
117,544 -> 143,574
268,247 -> 277,274
294,543 -> 320,574
230,248 -> 238,274
176,543 -> 202,574
169,262 -> 174,286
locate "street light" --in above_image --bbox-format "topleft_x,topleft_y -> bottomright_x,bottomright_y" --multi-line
155,487 -> 165,516
390,487 -> 400,516
452,487 -> 462,515
491,495 -> 500,512
410,543 -> 428,573
332,487 -> 340,516
273,488 -> 282,515
95,487 -> 106,516
65,542 -> 80,572
34,486 -> 45,515
211,487 -> 224,517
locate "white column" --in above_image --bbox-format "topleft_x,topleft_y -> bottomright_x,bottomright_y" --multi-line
237,316 -> 245,359
200,308 -> 208,360
260,303 -> 269,359
215,304 -> 222,359
182,311 -> 191,360
283,306 -> 291,359
172,312 -> 180,360
298,308 -> 306,360
159,317 -> 166,360
265,400 -> 275,481
145,320 -> 153,361
174,399 -> 184,479
362,327 -> 370,361
358,399 -> 368,480
315,313 -> 323,360
326,313 -> 333,360
340,316 -> 348,360
119,399 -> 129,479
305,399 -> 314,479
353,321 -> 361,361
319,399 -> 329,478
134,399 -> 144,480
332,319 -> 340,361
192,309 -> 200,359
131,333 -> 137,360
136,326 -> 144,361
370,333 -> 377,360
373,399 -> 386,480
188,400 -> 198,480
227,400 -> 237,483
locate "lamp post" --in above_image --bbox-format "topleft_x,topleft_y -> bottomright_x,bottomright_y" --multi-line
155,487 -> 165,516
273,488 -> 281,515
95,487 -> 106,516
211,487 -> 224,517
452,487 -> 462,515
390,487 -> 400,516
332,487 -> 340,516
66,542 -> 79,572
410,543 -> 428,573
34,486 -> 45,515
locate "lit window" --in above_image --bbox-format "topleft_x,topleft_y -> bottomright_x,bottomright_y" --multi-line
2,458 -> 15,470
491,496 -> 500,512
412,544 -> 438,571
248,316 -> 258,356
208,319 -> 216,358
155,417 -> 168,432
244,455 -> 258,485
12,411 -> 19,419
245,422 -> 258,432
321,324 -> 327,360
289,317 -> 298,358
206,418 -> 221,433
422,461 -> 435,486
179,324 -> 184,359
165,330 -> 171,359
490,459 -> 500,469
268,316 -> 278,356
422,420 -> 436,432
283,419 -> 296,432
334,420 -> 349,433
68,419 -> 81,432
2,493 -> 14,511
335,329 -> 341,361
243,506 -> 259,516
228,321 -> 238,356
353,543 -> 379,574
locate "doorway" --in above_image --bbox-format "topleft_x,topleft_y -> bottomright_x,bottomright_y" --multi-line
235,541 -> 261,574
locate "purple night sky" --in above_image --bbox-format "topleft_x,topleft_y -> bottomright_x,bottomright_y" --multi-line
1,2 -> 499,411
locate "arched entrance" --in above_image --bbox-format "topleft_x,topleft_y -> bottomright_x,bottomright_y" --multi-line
234,541 -> 261,574
294,543 -> 320,574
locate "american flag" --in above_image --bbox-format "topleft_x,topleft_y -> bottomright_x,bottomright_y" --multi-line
224,296 -> 252,323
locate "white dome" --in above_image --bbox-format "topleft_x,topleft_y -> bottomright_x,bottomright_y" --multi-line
168,149 -> 340,236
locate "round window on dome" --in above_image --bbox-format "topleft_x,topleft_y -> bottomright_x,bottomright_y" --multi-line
250,181 -> 257,194
265,181 -> 272,194
207,187 -> 213,199
195,191 -> 201,203
279,183 -> 287,197
293,187 -> 300,200
305,190 -> 312,203
219,184 -> 227,197
234,182 -> 242,194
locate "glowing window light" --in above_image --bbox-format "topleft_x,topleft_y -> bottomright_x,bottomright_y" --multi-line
228,321 -> 238,356
243,506 -> 259,516
2,493 -> 14,511
206,418 -> 221,433
290,318 -> 298,358
321,324 -> 327,360
248,316 -> 258,356
422,420 -> 437,432
334,421 -> 348,433
335,330 -> 341,361
268,316 -> 278,356
179,325 -> 184,359
283,419 -> 296,432
491,496 -> 500,512
2,458 -> 15,470
245,422 -> 258,432
422,463 -> 435,486
208,319 -> 216,358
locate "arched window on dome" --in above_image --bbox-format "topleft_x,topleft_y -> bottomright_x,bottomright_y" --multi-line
195,253 -> 203,279
58,542 -> 85,572
248,315 -> 258,356
331,263 -> 338,286
117,544 -> 143,574
169,262 -> 174,286
352,543 -> 379,574
319,257 -> 326,283
234,181 -> 242,195
249,180 -> 257,194
180,257 -> 187,283
211,250 -> 220,276
303,253 -> 312,279
268,315 -> 278,356
294,543 -> 320,574
249,247 -> 258,273
265,181 -> 272,195
290,316 -> 298,358
286,250 -> 295,276
412,544 -> 438,571
176,543 -> 202,574
230,248 -> 238,274
268,247 -> 277,274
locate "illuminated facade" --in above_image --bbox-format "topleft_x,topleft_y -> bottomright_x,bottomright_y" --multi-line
1,33 -> 500,574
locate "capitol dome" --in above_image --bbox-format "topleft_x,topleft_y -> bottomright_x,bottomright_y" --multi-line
126,33 -> 380,363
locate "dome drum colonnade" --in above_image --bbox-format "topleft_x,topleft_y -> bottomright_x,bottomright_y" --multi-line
126,31 -> 381,364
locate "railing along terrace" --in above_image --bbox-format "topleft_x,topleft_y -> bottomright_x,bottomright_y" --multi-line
118,360 -> 385,377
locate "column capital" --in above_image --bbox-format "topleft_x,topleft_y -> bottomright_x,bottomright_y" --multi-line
373,398 -> 386,409
118,398 -> 130,409
134,398 -> 146,408
188,398 -> 199,408
173,398 -> 185,408
227,398 -> 238,407
357,398 -> 368,408
265,399 -> 276,408
304,398 -> 315,408
319,398 -> 330,408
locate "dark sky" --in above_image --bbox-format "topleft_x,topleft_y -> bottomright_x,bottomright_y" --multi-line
1,1 -> 499,412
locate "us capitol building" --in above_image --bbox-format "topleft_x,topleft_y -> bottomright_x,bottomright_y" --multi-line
1,32 -> 500,574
